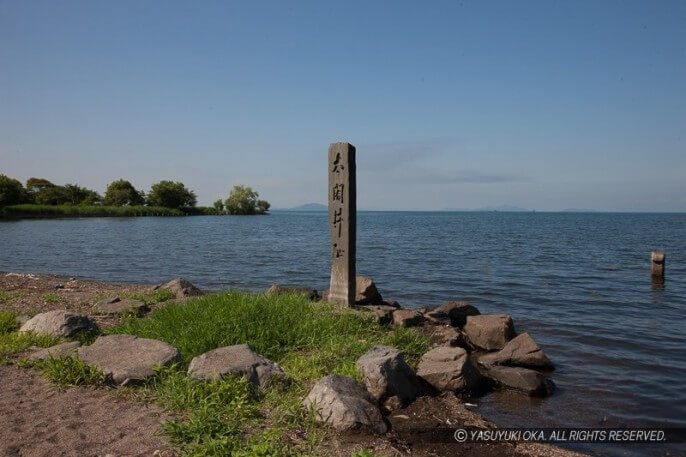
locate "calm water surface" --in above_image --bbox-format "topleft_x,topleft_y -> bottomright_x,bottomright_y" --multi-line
1,211 -> 685,456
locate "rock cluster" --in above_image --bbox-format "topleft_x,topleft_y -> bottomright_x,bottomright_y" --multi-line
16,275 -> 556,439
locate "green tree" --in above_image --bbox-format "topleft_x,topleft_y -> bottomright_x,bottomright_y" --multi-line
63,184 -> 102,205
103,179 -> 145,206
224,185 -> 270,215
0,174 -> 30,207
147,180 -> 197,209
25,177 -> 70,205
213,199 -> 224,212
256,199 -> 270,214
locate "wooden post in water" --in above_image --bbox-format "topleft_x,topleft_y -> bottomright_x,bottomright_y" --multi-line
328,142 -> 356,306
651,251 -> 665,280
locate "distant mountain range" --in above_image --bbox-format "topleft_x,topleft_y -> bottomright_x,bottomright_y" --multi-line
443,205 -> 530,212
279,203 -> 327,211
277,203 -> 600,213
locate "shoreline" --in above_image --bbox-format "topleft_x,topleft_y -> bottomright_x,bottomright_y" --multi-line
0,271 -> 587,457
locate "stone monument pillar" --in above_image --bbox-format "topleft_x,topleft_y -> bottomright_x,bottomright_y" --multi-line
328,142 -> 356,306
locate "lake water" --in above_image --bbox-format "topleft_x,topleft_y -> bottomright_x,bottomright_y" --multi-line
1,211 -> 685,456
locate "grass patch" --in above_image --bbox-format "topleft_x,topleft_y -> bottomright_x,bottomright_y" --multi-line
112,291 -> 428,370
108,292 -> 429,456
0,310 -> 20,334
40,293 -> 62,304
0,290 -> 23,303
0,330 -> 61,365
121,289 -> 176,306
1,204 -> 184,218
38,355 -> 107,387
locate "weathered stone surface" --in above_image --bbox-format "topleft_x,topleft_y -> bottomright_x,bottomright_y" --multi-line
328,142 -> 356,306
392,309 -> 425,327
355,276 -> 382,305
416,347 -> 482,392
358,305 -> 396,325
423,309 -> 451,326
19,311 -> 97,338
481,365 -> 554,396
15,315 -> 30,326
153,278 -> 203,299
303,375 -> 387,434
478,333 -> 553,369
187,344 -> 286,387
429,326 -> 469,349
78,335 -> 180,385
381,300 -> 401,309
27,341 -> 81,361
93,298 -> 148,315
356,346 -> 420,409
432,301 -> 481,328
463,314 -> 515,350
266,284 -> 320,301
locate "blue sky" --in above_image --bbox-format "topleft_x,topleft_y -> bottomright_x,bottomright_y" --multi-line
1,0 -> 684,211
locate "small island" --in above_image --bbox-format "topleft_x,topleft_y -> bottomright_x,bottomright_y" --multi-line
0,175 -> 270,218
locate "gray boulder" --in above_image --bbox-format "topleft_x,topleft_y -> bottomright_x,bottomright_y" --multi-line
26,341 -> 81,361
463,314 -> 515,350
93,298 -> 148,316
434,301 -> 481,328
481,365 -> 554,396
188,344 -> 286,387
392,309 -> 425,327
356,346 -> 420,409
416,347 -> 482,392
303,375 -> 388,434
478,333 -> 553,369
355,276 -> 383,305
266,284 -> 320,301
153,278 -> 203,299
19,310 -> 97,338
429,326 -> 469,349
78,334 -> 180,385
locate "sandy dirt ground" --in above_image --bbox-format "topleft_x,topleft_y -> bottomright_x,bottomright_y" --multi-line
0,365 -> 169,457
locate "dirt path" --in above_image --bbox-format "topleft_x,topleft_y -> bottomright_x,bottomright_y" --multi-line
0,365 -> 169,457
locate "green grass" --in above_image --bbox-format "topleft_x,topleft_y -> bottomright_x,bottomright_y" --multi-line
0,311 -> 62,364
38,355 -> 107,387
1,204 -> 184,218
0,290 -> 23,303
40,293 -> 62,304
107,291 -> 429,456
0,310 -> 19,334
121,289 -> 176,306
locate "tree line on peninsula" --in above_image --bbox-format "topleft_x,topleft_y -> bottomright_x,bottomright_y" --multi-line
0,174 -> 270,217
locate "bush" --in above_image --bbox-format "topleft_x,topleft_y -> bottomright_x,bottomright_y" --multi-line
147,181 -> 197,209
0,174 -> 31,207
103,179 -> 145,206
25,177 -> 70,205
224,185 -> 270,215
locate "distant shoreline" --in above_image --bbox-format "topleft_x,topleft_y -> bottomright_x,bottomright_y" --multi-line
0,204 -> 270,220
